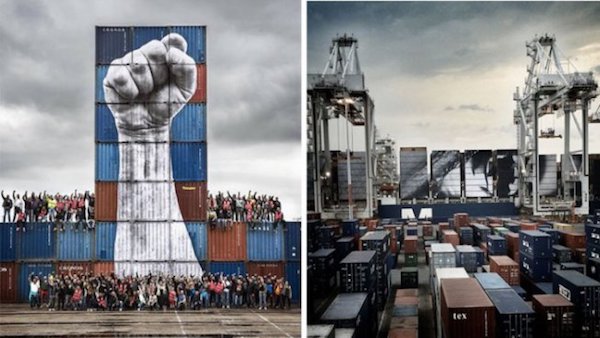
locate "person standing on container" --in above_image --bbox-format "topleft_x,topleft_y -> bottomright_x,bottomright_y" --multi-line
29,274 -> 41,309
1,190 -> 13,222
12,191 -> 23,222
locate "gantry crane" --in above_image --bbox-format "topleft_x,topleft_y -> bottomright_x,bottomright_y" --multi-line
513,34 -> 598,215
307,34 -> 376,219
375,130 -> 399,199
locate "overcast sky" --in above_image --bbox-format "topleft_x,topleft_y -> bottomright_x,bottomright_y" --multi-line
308,2 -> 600,160
0,0 -> 301,218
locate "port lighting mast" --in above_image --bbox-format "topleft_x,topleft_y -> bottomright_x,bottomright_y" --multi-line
514,35 -> 597,215
307,34 -> 376,218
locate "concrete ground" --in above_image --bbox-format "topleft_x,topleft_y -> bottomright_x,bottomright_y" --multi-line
0,304 -> 301,337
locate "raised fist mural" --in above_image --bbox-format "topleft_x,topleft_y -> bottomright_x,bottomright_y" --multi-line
103,32 -> 204,276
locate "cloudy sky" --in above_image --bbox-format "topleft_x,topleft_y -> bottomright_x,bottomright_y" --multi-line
308,2 -> 600,160
0,0 -> 301,218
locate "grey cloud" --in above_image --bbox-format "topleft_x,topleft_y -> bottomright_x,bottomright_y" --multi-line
457,104 -> 494,112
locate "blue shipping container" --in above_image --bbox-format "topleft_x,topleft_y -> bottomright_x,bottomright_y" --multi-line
95,143 -> 119,181
95,104 -> 118,142
519,230 -> 552,258
96,27 -> 132,64
487,235 -> 507,255
520,251 -> 552,282
170,26 -> 206,63
0,223 -> 17,261
588,242 -> 600,260
95,222 -> 116,261
208,262 -> 246,276
132,26 -> 170,51
341,219 -> 359,237
285,222 -> 301,261
17,223 -> 55,260
170,142 -> 207,181
18,262 -> 54,302
539,228 -> 561,245
474,272 -> 511,290
586,223 -> 600,246
485,288 -> 534,338
286,261 -> 300,304
57,226 -> 93,260
171,104 -> 207,142
247,223 -> 284,261
95,66 -> 109,103
185,222 -> 207,262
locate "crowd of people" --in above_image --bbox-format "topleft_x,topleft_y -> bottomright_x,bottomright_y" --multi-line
1,190 -> 95,232
207,191 -> 284,230
27,271 -> 293,312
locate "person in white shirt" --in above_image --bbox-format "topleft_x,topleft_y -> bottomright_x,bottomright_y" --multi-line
29,275 -> 41,309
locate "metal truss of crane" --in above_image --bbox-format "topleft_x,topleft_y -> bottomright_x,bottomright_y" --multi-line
513,34 -> 597,215
375,130 -> 399,198
307,34 -> 376,219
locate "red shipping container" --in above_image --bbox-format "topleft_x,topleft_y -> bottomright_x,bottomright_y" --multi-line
246,262 -> 285,279
388,328 -> 417,338
531,294 -> 575,338
366,219 -> 379,231
403,236 -> 418,253
440,278 -> 496,338
453,213 -> 470,229
174,181 -> 207,221
93,262 -> 115,276
489,255 -> 520,285
505,232 -> 519,254
208,221 -> 247,261
423,224 -> 433,237
95,181 -> 117,221
189,64 -> 207,103
390,316 -> 418,329
384,224 -> 398,254
442,230 -> 459,247
520,222 -> 538,231
55,261 -> 94,277
560,231 -> 586,249
0,262 -> 17,303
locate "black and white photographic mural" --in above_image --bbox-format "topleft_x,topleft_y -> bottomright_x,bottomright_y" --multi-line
496,149 -> 518,198
430,150 -> 462,199
399,147 -> 429,200
464,150 -> 494,198
95,27 -> 207,276
538,154 -> 558,196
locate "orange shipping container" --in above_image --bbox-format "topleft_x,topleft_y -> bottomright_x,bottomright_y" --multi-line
423,224 -> 433,237
384,225 -> 398,254
174,181 -> 207,221
95,181 -> 117,221
453,213 -> 469,229
55,261 -> 95,277
93,262 -> 115,276
505,232 -> 520,253
189,64 -> 207,103
0,262 -> 17,303
520,222 -> 538,231
246,262 -> 285,279
489,255 -> 520,285
561,231 -> 586,249
442,230 -> 459,247
403,236 -> 418,253
208,222 -> 247,261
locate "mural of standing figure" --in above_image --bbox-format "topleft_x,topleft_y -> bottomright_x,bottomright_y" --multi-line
104,33 -> 203,276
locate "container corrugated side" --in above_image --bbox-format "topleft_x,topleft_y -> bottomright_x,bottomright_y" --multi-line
95,142 -> 119,181
286,261 -> 300,304
174,182 -> 207,221
57,226 -> 93,260
184,222 -> 207,261
170,26 -> 206,63
17,222 -> 55,260
285,222 -> 301,261
208,261 -> 246,276
0,262 -> 17,303
189,64 -> 207,103
93,261 -> 115,276
171,103 -> 206,142
132,26 -> 170,51
207,222 -> 247,261
114,261 -> 207,277
171,142 -> 207,181
95,182 -> 117,221
96,26 -> 132,65
0,223 -> 16,261
246,261 -> 285,278
18,262 -> 54,302
247,223 -> 284,261
55,261 -> 94,276
95,222 -> 117,261
95,104 -> 118,142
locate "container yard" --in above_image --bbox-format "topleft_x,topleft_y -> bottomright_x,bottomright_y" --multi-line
307,2 -> 600,338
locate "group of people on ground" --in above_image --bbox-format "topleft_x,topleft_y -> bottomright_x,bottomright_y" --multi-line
207,191 -> 285,230
28,271 -> 293,312
1,190 -> 95,232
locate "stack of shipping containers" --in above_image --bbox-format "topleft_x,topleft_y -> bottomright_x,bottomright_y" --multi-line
95,26 -> 208,275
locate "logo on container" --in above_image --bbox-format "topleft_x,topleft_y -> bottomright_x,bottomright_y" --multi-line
559,284 -> 571,301
452,313 -> 467,320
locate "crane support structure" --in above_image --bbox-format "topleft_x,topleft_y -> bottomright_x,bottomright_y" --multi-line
307,34 -> 376,218
514,34 -> 597,215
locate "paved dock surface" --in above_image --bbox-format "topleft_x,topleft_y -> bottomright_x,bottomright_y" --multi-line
0,305 -> 300,337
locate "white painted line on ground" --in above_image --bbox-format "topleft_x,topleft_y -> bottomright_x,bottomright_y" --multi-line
254,311 -> 292,338
174,310 -> 187,337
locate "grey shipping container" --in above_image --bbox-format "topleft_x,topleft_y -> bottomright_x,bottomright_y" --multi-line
320,293 -> 375,337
